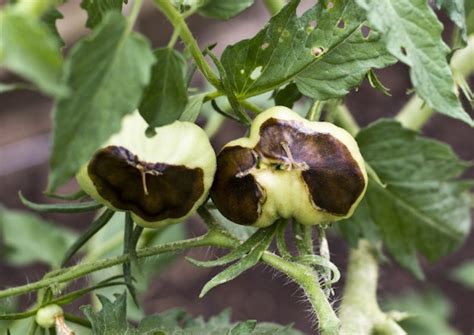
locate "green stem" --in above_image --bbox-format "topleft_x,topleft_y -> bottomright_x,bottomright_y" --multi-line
339,241 -> 406,335
263,0 -> 286,16
0,232 -> 232,299
306,100 -> 324,121
395,34 -> 474,130
167,27 -> 180,48
330,103 -> 360,135
152,0 -> 222,89
126,0 -> 144,32
262,252 -> 340,335
240,100 -> 264,114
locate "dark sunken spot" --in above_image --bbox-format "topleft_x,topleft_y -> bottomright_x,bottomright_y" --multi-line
257,118 -> 365,215
210,146 -> 263,225
88,146 -> 204,222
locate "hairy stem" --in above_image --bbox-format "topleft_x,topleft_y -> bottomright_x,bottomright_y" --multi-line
263,252 -> 340,335
0,231 -> 234,299
152,0 -> 222,89
339,241 -> 406,335
396,35 -> 474,130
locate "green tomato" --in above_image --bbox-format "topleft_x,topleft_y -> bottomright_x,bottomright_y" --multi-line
211,106 -> 367,227
35,304 -> 63,328
76,112 -> 216,228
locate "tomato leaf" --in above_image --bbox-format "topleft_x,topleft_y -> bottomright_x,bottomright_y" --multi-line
0,207 -> 77,267
355,0 -> 473,126
48,12 -> 155,191
450,261 -> 474,288
139,48 -> 188,127
0,9 -> 65,97
339,120 -> 472,278
221,0 -> 395,100
198,0 -> 255,20
80,0 -> 127,28
81,293 -> 303,334
42,7 -> 65,47
434,0 -> 467,43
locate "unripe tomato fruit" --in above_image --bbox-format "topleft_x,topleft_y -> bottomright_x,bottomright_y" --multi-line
211,106 -> 367,227
35,304 -> 63,328
76,112 -> 216,228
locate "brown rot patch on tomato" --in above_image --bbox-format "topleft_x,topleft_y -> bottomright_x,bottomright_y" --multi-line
210,146 -> 264,225
256,118 -> 365,215
88,146 -> 204,221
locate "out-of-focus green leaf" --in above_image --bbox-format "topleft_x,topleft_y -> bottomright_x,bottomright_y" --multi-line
198,0 -> 255,20
274,83 -> 302,108
221,0 -> 395,101
139,48 -> 188,127
339,120 -> 472,278
42,7 -> 64,46
451,260 -> 474,288
355,0 -> 473,126
48,12 -> 155,191
80,0 -> 126,28
383,290 -> 461,335
435,0 -> 467,42
179,93 -> 206,122
0,207 -> 77,267
82,293 -> 303,334
0,9 -> 65,96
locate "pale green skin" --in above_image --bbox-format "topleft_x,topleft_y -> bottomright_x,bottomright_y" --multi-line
224,106 -> 368,227
76,112 -> 216,228
35,304 -> 63,328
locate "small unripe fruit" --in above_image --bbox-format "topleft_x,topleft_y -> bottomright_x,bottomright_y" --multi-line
35,304 -> 63,328
76,112 -> 216,228
211,106 -> 367,227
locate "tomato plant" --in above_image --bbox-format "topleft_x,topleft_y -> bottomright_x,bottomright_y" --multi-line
1,0 -> 473,334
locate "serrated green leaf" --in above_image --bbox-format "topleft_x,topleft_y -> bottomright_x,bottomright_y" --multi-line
274,83 -> 302,108
80,0 -> 126,28
231,320 -> 257,334
221,0 -> 395,101
198,0 -> 254,20
199,225 -> 276,297
82,293 -> 135,334
139,48 -> 188,127
450,260 -> 474,288
81,294 -> 303,334
435,0 -> 467,42
0,207 -> 77,267
340,120 -> 472,278
382,290 -> 461,335
0,9 -> 65,96
48,12 -> 155,191
355,0 -> 473,126
42,7 -> 64,47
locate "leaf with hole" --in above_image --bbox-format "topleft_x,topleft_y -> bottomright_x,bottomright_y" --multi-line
221,0 -> 395,101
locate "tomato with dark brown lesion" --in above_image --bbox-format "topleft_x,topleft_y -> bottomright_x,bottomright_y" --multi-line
211,106 -> 367,227
76,112 -> 216,228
